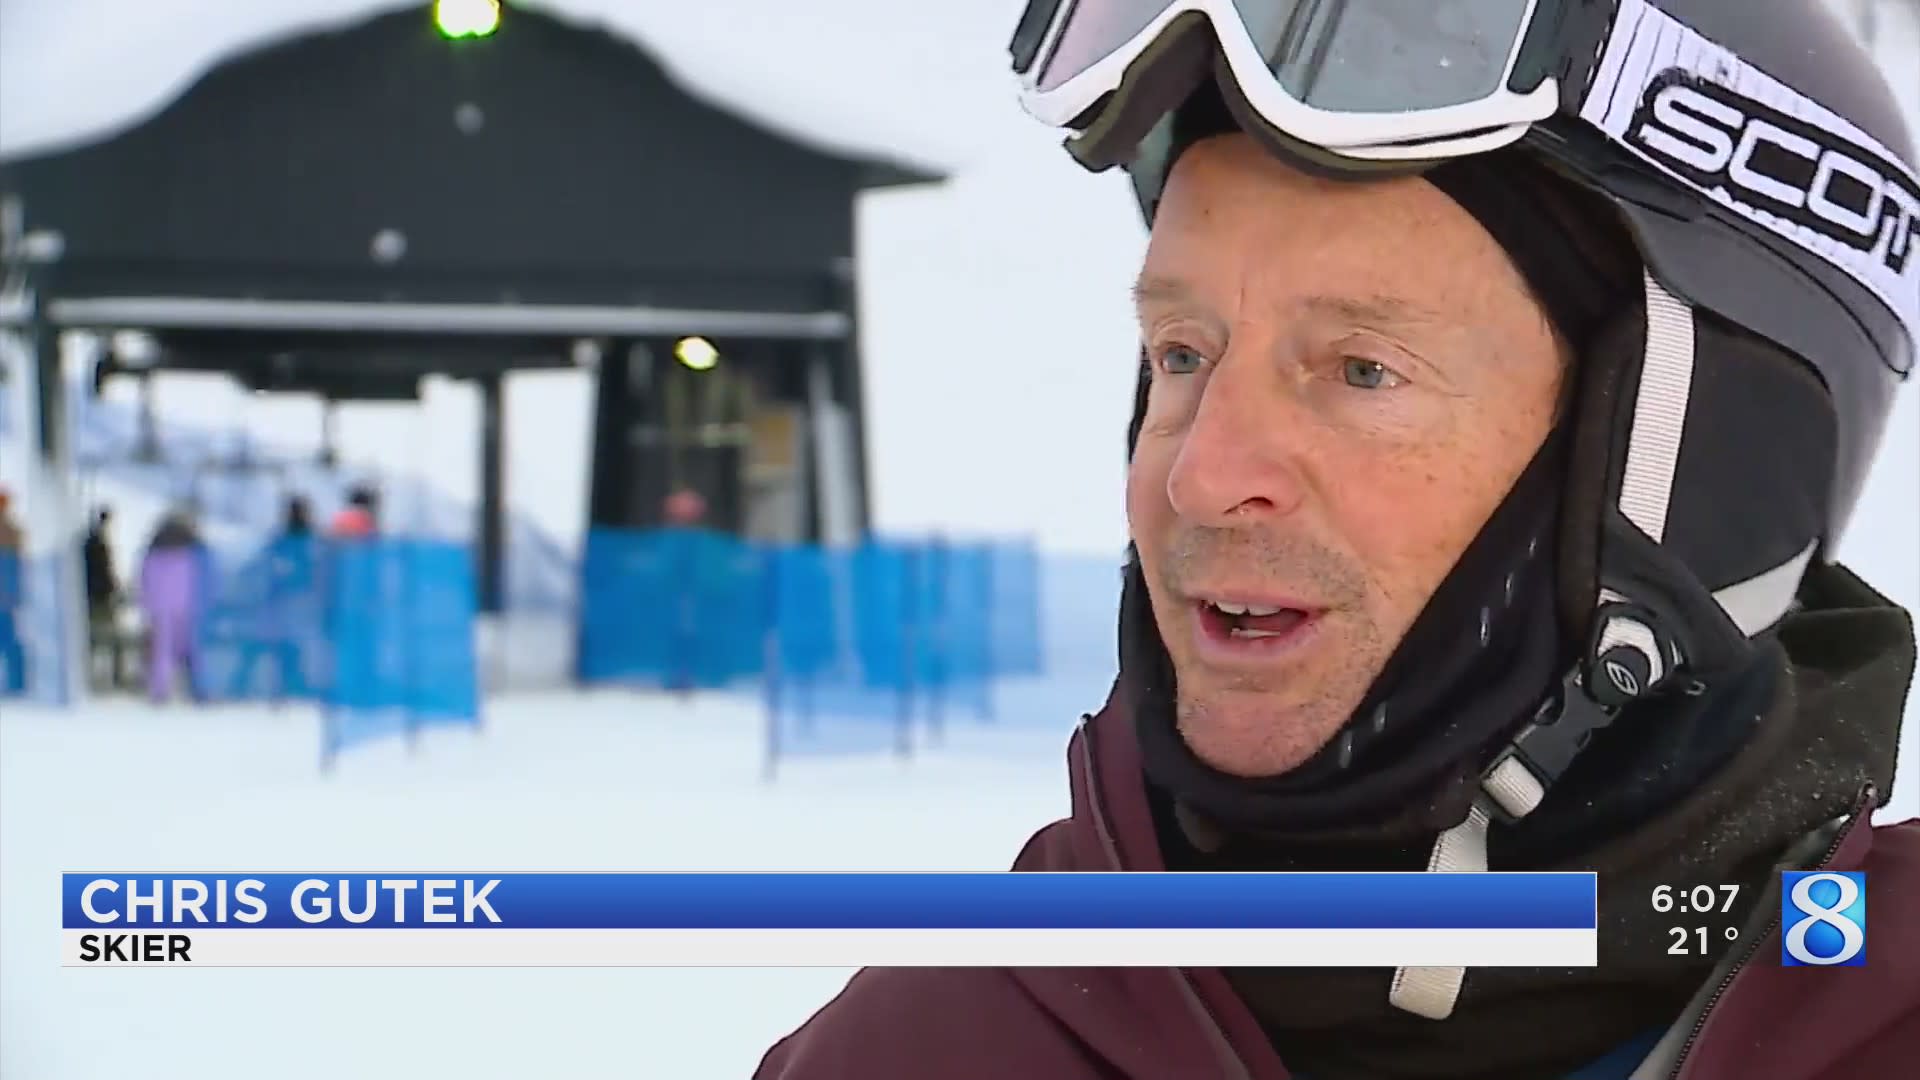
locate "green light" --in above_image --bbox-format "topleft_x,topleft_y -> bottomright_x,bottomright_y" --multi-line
675,337 -> 720,371
435,0 -> 500,39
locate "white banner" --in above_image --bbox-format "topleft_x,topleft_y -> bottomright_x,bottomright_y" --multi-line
62,927 -> 1598,968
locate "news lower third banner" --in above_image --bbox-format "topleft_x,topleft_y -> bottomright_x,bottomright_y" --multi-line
63,872 -> 1597,967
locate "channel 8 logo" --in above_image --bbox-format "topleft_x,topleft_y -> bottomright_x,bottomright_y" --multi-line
1781,871 -> 1866,966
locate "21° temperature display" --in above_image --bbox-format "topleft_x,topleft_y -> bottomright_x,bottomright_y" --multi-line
1653,884 -> 1743,959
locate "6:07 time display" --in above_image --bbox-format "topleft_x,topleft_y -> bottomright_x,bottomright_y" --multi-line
1652,884 -> 1741,914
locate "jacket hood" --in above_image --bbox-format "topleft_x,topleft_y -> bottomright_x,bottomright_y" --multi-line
148,518 -> 201,550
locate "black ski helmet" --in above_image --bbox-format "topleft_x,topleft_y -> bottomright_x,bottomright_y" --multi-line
1098,1 -> 1916,818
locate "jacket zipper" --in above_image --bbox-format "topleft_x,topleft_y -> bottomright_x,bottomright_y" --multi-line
1663,787 -> 1875,1080
1073,719 -> 1260,1080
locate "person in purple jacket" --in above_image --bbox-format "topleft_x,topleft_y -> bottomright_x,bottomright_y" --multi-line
140,509 -> 210,704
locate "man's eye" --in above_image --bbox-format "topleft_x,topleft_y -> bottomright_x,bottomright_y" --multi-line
1342,357 -> 1404,390
1157,344 -> 1207,375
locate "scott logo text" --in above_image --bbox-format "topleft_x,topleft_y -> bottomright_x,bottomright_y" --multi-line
1627,69 -> 1918,276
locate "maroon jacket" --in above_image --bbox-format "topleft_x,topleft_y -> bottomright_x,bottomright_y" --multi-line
756,707 -> 1920,1080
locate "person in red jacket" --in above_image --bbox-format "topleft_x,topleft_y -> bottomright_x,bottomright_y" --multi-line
329,485 -> 378,539
760,1 -> 1919,1078
662,488 -> 708,528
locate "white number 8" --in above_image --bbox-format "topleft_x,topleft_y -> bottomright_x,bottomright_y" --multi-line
1783,873 -> 1865,965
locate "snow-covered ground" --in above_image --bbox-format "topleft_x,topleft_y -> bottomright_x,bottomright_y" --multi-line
3,668 -> 1911,1080
0,691 -> 1077,1080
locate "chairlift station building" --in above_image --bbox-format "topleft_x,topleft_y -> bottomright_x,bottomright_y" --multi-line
0,1 -> 942,608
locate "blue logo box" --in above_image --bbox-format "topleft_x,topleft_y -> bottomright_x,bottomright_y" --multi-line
1781,871 -> 1866,967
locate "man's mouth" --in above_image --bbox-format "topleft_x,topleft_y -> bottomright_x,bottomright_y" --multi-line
1190,597 -> 1324,655
1202,600 -> 1310,637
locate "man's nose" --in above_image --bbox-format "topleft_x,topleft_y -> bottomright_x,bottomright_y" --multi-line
1165,353 -> 1310,526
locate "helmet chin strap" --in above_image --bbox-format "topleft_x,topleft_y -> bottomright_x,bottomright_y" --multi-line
1485,271 -> 1713,825
1390,270 -> 1712,1020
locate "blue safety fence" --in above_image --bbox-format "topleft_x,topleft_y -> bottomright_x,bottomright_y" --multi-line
577,528 -> 765,689
52,531 -> 482,763
987,542 -> 1043,679
318,538 -> 481,766
774,540 -> 942,762
0,548 -> 23,698
576,528 -> 1049,768
0,549 -> 78,706
770,541 -> 1122,767
198,533 -> 329,704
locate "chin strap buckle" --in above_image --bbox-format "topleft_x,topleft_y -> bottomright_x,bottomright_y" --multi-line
1482,669 -> 1620,823
1481,600 -> 1684,824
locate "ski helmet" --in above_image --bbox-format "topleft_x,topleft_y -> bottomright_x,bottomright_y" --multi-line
1011,0 -> 1917,818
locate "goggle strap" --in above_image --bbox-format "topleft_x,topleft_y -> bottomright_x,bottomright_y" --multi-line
1064,12 -> 1220,172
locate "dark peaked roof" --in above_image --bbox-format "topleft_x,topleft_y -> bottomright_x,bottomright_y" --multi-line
0,3 -> 944,314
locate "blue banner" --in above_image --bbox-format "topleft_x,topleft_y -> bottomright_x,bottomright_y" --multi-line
63,872 -> 1595,930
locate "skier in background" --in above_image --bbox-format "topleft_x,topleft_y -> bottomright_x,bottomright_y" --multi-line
139,509 -> 210,704
268,495 -> 319,701
760,1 -> 1919,1077
238,495 -> 320,704
281,494 -> 314,538
662,487 -> 708,529
0,488 -> 22,552
83,506 -> 125,691
0,488 -> 25,694
330,484 -> 379,539
662,487 -> 709,696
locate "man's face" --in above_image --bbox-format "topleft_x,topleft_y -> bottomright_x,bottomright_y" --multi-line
1128,135 -> 1565,778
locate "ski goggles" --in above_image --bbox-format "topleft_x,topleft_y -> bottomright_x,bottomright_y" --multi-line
1009,0 -> 1585,172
